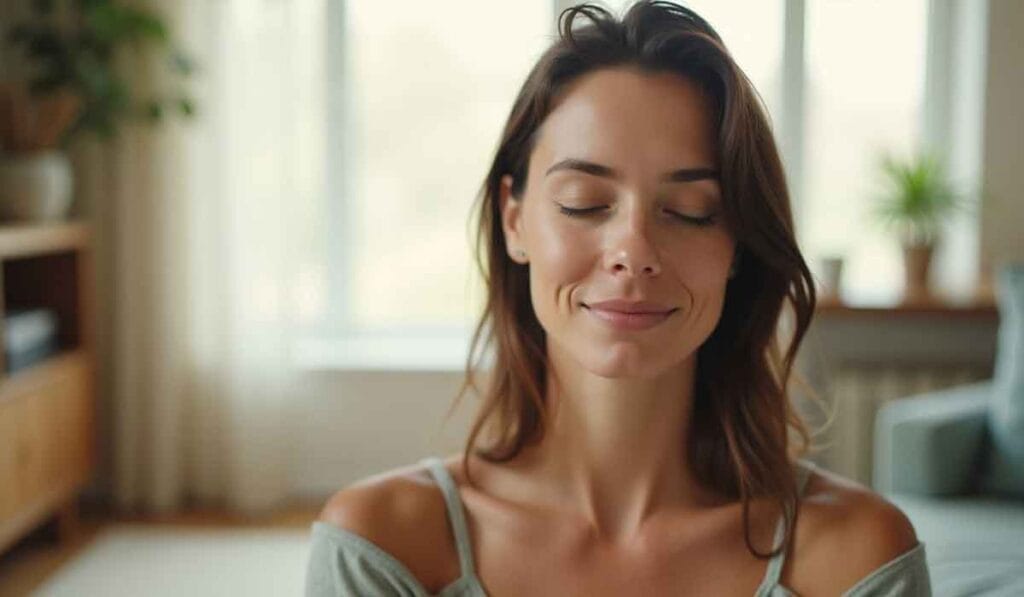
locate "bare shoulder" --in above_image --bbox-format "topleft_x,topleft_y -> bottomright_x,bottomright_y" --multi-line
317,461 -> 461,591
785,465 -> 921,595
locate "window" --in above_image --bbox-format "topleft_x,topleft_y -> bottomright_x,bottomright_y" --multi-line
662,0 -> 785,119
294,0 -> 551,368
335,0 -> 551,333
297,0 -> 959,369
802,0 -> 928,304
591,0 -> 931,304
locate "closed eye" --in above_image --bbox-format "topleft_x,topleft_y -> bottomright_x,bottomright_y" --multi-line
557,205 -> 605,217
557,205 -> 716,227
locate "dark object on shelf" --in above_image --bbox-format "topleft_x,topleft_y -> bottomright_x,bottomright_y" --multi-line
4,307 -> 59,373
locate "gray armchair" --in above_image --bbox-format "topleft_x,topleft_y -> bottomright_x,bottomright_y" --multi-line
874,381 -> 1024,596
872,263 -> 1024,596
874,380 -> 991,496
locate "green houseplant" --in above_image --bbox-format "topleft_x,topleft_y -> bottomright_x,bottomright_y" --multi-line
0,0 -> 196,221
871,149 -> 968,303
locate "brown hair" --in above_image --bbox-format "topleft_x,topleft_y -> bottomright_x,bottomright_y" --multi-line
446,0 -> 825,559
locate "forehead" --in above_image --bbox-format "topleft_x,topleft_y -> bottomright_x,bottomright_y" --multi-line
532,67 -> 717,171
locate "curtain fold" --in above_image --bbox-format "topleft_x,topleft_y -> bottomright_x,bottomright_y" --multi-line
88,0 -> 325,515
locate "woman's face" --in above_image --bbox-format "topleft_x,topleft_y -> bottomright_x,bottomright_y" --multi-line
500,67 -> 736,379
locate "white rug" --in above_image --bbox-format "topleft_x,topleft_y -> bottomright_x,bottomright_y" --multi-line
33,524 -> 312,597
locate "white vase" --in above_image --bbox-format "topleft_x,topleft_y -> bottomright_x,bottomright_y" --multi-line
0,150 -> 74,222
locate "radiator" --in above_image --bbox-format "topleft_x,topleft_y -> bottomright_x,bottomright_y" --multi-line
824,365 -> 989,488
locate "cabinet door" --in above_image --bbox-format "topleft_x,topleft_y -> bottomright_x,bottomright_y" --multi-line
0,398 -> 22,523
1,357 -> 96,526
17,389 -> 53,509
52,360 -> 93,486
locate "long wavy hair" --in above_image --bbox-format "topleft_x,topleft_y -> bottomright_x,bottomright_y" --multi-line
444,0 -> 826,559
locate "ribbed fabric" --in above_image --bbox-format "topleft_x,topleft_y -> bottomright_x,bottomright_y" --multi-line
305,458 -> 931,596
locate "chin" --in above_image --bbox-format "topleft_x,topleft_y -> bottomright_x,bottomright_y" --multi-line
580,347 -> 672,380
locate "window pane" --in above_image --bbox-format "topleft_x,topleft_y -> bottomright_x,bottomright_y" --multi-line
603,0 -> 784,116
344,1 -> 551,330
680,0 -> 785,117
802,0 -> 927,304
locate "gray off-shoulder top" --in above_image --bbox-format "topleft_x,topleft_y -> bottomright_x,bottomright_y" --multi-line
305,457 -> 931,596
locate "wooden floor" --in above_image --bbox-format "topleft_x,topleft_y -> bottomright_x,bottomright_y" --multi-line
0,498 -> 322,597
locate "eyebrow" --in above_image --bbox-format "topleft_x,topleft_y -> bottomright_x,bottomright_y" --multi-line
544,158 -> 718,183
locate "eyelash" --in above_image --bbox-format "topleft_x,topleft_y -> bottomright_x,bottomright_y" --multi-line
557,205 -> 716,227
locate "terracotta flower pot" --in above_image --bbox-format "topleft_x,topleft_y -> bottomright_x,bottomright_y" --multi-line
902,242 -> 935,304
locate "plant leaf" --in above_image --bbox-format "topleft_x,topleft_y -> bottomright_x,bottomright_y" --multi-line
8,0 -> 197,142
872,148 -> 962,244
145,100 -> 163,122
178,96 -> 195,117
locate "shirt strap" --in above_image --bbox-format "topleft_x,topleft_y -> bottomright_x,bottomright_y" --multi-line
421,456 -> 477,579
756,458 -> 816,593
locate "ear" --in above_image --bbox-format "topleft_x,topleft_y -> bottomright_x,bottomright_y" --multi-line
500,174 -> 527,263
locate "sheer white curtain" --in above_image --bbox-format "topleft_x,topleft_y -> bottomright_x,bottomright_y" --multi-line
84,0 -> 324,515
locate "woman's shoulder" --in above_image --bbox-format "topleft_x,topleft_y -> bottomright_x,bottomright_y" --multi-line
316,458 -> 462,592
786,463 -> 923,595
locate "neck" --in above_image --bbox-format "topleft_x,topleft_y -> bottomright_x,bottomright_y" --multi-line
520,340 -> 718,545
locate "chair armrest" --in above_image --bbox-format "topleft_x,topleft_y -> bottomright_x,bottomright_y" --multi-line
873,381 -> 991,496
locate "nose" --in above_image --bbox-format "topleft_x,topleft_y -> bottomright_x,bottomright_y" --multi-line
604,208 -> 662,278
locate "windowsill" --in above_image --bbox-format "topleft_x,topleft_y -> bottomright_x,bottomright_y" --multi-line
815,295 -> 998,319
291,330 -> 479,372
815,284 -> 998,319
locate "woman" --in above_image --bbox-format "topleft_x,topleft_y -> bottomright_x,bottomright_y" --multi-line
306,2 -> 931,595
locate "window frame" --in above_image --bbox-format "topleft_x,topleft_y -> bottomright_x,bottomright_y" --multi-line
294,0 -> 962,372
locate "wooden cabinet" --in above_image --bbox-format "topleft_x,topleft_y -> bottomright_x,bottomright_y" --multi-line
0,222 -> 97,555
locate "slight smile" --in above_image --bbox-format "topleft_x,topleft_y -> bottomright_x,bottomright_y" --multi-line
582,303 -> 678,331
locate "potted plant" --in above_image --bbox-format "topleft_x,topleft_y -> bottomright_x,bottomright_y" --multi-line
871,149 -> 967,304
0,0 -> 196,222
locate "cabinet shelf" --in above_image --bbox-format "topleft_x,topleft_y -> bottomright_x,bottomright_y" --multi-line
0,221 -> 91,259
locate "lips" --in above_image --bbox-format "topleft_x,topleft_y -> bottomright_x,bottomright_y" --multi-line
583,299 -> 676,315
581,299 -> 678,332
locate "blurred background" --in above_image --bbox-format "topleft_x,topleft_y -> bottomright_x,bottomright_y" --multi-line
0,0 -> 1021,595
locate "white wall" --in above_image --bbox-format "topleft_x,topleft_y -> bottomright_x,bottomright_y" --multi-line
289,368 -> 478,500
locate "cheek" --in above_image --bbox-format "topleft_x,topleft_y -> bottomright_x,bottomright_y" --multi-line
528,217 -> 598,307
524,223 -> 598,329
670,248 -> 729,281
661,233 -> 734,291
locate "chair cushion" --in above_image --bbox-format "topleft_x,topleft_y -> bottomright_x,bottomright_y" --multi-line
981,262 -> 1024,497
